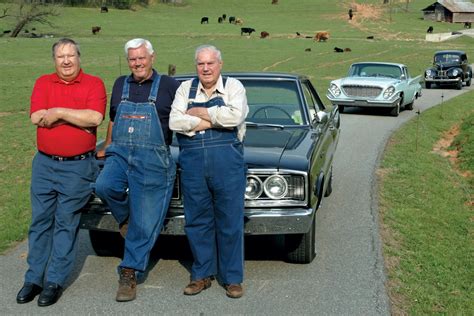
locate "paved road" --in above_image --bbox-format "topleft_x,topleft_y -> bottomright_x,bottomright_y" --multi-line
1,85 -> 471,315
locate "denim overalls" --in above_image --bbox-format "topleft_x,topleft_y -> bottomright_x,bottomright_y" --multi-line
95,74 -> 176,273
177,78 -> 246,284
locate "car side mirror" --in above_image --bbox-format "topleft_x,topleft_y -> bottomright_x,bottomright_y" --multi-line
312,111 -> 328,125
400,74 -> 406,80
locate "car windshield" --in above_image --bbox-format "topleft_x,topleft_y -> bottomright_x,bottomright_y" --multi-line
434,53 -> 461,64
241,79 -> 305,126
349,64 -> 402,79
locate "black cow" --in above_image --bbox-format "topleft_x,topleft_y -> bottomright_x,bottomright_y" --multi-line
218,17 -> 223,23
334,47 -> 344,53
222,14 -> 227,21
464,22 -> 472,29
427,26 -> 433,33
229,16 -> 236,24
366,35 -> 374,39
100,6 -> 108,13
348,9 -> 353,20
92,26 -> 101,35
201,16 -> 209,24
241,27 -> 256,36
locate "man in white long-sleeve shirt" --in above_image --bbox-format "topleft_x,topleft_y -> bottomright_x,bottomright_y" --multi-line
169,44 -> 248,299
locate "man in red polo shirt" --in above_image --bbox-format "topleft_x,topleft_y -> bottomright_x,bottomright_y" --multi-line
16,38 -> 106,307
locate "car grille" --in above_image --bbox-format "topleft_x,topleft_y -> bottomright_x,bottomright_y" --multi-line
342,85 -> 382,97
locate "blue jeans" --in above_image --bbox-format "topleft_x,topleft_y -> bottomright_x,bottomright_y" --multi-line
25,152 -> 96,287
179,141 -> 246,284
94,144 -> 176,273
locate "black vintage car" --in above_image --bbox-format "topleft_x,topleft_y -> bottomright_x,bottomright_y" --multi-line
80,72 -> 341,264
424,50 -> 472,90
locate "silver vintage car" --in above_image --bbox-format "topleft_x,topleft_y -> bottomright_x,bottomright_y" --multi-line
327,62 -> 422,116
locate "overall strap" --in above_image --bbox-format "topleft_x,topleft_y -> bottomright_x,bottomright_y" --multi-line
148,73 -> 162,102
121,76 -> 132,101
188,78 -> 199,100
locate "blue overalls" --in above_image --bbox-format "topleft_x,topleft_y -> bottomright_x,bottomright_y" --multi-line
95,74 -> 176,274
177,78 -> 246,284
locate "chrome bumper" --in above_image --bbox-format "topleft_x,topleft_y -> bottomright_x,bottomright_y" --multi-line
327,96 -> 400,108
80,207 -> 315,236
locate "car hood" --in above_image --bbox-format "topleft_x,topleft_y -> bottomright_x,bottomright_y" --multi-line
335,76 -> 399,88
433,62 -> 460,70
243,128 -> 312,171
170,128 -> 313,172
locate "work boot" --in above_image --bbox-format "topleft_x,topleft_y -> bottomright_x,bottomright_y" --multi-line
116,268 -> 136,302
183,277 -> 212,295
225,284 -> 243,299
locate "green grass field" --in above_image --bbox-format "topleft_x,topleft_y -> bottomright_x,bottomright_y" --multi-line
0,0 -> 472,313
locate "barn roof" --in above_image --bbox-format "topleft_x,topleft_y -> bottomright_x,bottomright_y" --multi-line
422,0 -> 474,13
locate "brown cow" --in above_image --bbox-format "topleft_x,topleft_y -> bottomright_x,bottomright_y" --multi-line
235,18 -> 243,25
260,31 -> 269,38
92,26 -> 101,35
314,31 -> 329,42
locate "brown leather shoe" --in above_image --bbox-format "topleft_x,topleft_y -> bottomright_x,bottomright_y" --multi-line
225,284 -> 243,298
183,278 -> 212,295
116,268 -> 136,302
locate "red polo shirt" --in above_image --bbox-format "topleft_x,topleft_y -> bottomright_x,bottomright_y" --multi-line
30,70 -> 107,156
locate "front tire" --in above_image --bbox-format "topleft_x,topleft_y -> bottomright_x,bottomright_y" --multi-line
466,76 -> 472,87
425,82 -> 431,89
285,214 -> 316,264
390,100 -> 400,117
456,80 -> 462,90
324,167 -> 333,197
338,105 -> 344,113
89,230 -> 124,257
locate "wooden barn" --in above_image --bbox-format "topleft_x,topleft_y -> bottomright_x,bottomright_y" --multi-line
422,0 -> 474,24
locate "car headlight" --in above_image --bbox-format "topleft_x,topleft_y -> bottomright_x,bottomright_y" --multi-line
329,83 -> 341,97
425,69 -> 433,77
263,175 -> 288,199
451,69 -> 459,76
383,86 -> 395,99
245,175 -> 263,200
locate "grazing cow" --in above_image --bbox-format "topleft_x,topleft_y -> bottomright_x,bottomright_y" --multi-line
222,14 -> 227,21
305,48 -> 311,52
229,16 -> 236,24
314,31 -> 329,42
464,22 -> 472,29
426,26 -> 433,33
241,27 -> 256,36
296,32 -> 301,37
201,16 -> 209,24
92,26 -> 101,35
260,31 -> 269,38
100,6 -> 108,13
348,9 -> 353,20
235,18 -> 243,25
218,17 -> 223,23
344,47 -> 352,52
366,35 -> 374,39
334,47 -> 344,53
168,64 -> 176,76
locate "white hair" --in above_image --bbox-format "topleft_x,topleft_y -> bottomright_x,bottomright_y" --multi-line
194,44 -> 222,64
124,38 -> 154,56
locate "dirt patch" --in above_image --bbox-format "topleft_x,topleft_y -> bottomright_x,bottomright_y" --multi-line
432,124 -> 472,179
